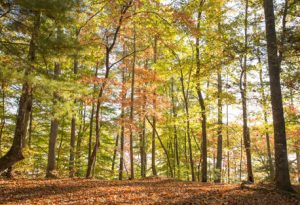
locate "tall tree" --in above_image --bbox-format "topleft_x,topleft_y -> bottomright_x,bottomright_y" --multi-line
151,36 -> 158,177
46,62 -> 61,178
195,0 -> 207,182
86,1 -> 132,178
0,10 -> 40,172
240,0 -> 254,182
263,0 -> 293,191
215,66 -> 223,183
129,21 -> 136,180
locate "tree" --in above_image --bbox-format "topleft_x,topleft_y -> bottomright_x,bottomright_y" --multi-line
0,8 -> 40,172
263,0 -> 293,191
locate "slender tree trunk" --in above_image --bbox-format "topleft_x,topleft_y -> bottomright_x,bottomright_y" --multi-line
195,4 -> 207,182
76,104 -> 86,176
297,146 -> 300,184
240,0 -> 254,182
69,117 -> 76,177
46,62 -> 61,178
111,134 -> 119,175
129,25 -> 136,180
151,112 -> 157,176
0,11 -> 40,172
146,117 -> 173,177
179,69 -> 195,181
119,60 -> 126,180
215,66 -> 223,183
88,64 -> 98,166
240,136 -> 243,181
86,49 -> 110,177
69,58 -> 78,178
0,81 -> 6,157
56,121 -> 65,170
151,36 -> 158,176
226,101 -> 230,183
140,89 -> 146,178
119,118 -> 125,180
86,3 -> 131,178
263,0 -> 293,192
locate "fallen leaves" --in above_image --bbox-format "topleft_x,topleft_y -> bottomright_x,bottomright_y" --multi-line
0,177 -> 299,205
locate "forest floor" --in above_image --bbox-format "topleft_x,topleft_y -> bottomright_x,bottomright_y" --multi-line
0,177 -> 299,205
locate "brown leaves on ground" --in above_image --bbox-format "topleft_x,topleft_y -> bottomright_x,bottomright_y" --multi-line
0,177 -> 299,205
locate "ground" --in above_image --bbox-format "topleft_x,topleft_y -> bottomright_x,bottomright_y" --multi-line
0,177 -> 299,205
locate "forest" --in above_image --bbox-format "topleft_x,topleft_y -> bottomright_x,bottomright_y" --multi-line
0,0 -> 299,204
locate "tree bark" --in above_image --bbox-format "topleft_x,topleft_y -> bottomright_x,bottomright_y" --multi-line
0,81 -> 6,157
0,11 -> 40,172
69,117 -> 76,177
88,64 -> 98,167
86,2 -> 131,178
119,54 -> 126,180
75,104 -> 86,176
226,100 -> 230,183
297,146 -> 300,184
46,62 -> 61,178
195,2 -> 207,182
240,0 -> 254,182
151,36 -> 158,176
140,88 -> 147,178
263,0 -> 293,192
179,68 -> 195,181
129,23 -> 136,179
69,58 -> 78,177
146,117 -> 173,177
111,134 -> 119,175
215,66 -> 223,183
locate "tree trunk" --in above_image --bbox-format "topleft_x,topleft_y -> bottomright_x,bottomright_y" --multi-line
75,104 -> 85,176
151,114 -> 157,176
86,3 -> 131,178
146,117 -> 173,177
297,147 -> 300,184
0,81 -> 6,157
111,134 -> 119,175
119,118 -> 125,180
179,69 -> 195,181
129,25 -> 136,180
46,62 -> 61,178
28,109 -> 33,149
240,136 -> 243,181
88,64 -> 98,167
226,102 -> 230,183
69,58 -> 78,177
0,11 -> 40,172
151,36 -> 158,177
140,90 -> 146,178
46,118 -> 59,178
69,117 -> 76,177
119,58 -> 126,180
195,5 -> 207,182
240,0 -> 254,183
215,66 -> 223,183
263,0 -> 293,192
